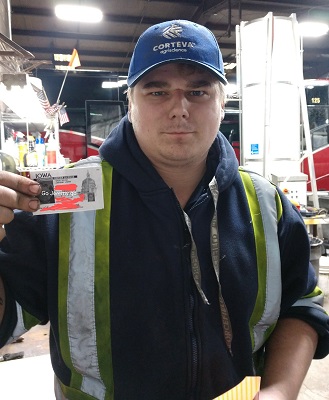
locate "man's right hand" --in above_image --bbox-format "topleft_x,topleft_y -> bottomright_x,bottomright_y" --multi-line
0,171 -> 40,322
0,171 -> 41,227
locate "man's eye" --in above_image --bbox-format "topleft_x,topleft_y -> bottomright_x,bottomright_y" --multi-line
151,91 -> 165,96
190,90 -> 205,96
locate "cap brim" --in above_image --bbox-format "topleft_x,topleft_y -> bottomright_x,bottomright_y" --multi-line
128,59 -> 228,87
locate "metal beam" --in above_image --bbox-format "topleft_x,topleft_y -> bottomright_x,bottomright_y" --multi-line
11,21 -> 230,42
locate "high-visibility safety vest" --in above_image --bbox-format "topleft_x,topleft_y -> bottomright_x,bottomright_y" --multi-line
53,159 -> 319,399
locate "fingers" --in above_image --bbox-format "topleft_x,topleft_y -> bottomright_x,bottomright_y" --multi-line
0,171 -> 41,224
0,171 -> 41,196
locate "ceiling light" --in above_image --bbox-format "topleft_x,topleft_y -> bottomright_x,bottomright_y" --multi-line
224,62 -> 236,70
54,53 -> 72,62
299,22 -> 329,37
0,75 -> 48,122
102,80 -> 127,89
304,79 -> 329,87
55,5 -> 103,23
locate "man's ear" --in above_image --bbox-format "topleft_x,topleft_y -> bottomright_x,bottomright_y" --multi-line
220,101 -> 225,121
127,102 -> 132,122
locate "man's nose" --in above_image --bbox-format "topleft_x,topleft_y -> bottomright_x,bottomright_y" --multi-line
168,90 -> 190,119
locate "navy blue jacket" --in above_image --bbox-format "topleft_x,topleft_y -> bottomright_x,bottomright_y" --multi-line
0,115 -> 328,399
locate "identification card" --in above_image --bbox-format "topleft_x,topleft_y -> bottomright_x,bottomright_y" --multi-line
30,166 -> 104,215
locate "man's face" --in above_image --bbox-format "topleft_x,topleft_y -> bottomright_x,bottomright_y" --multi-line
129,63 -> 223,170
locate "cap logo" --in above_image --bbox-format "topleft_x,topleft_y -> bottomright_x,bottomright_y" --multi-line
162,24 -> 183,39
153,23 -> 195,54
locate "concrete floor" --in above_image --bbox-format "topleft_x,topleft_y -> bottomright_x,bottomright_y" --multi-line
298,262 -> 329,400
0,262 -> 329,399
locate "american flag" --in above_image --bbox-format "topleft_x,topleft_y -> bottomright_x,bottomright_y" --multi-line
46,103 -> 61,118
32,84 -> 69,124
32,85 -> 51,110
59,105 -> 70,126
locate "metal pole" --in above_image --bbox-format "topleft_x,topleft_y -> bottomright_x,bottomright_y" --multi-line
292,15 -> 322,238
0,0 -> 12,149
56,69 -> 69,104
263,13 -> 274,179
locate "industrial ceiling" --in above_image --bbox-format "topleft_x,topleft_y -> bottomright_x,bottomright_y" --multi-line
5,0 -> 329,82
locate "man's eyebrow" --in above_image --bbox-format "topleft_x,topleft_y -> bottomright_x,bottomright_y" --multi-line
141,79 -> 213,89
142,81 -> 169,89
187,80 -> 212,88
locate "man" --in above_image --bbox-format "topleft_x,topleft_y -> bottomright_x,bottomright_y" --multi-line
0,20 -> 328,400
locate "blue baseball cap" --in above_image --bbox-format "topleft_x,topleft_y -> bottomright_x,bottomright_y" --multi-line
127,20 -> 228,87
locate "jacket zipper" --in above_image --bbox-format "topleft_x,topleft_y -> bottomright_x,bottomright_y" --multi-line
188,292 -> 199,399
173,190 -> 200,399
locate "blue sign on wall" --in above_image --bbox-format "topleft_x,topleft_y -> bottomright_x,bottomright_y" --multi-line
250,144 -> 259,155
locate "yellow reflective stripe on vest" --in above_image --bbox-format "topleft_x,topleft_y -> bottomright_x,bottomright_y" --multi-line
239,167 -> 282,352
58,160 -> 114,400
22,309 -> 41,330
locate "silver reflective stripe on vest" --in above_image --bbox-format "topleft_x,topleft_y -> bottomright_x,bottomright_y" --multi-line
55,376 -> 68,400
67,210 -> 106,399
292,298 -> 325,311
249,172 -> 282,351
5,303 -> 28,345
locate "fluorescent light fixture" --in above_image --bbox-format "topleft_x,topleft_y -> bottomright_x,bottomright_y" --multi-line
0,75 -> 48,123
299,22 -> 329,37
224,62 -> 236,70
54,53 -> 71,62
304,79 -> 329,87
55,4 -> 103,23
102,79 -> 128,89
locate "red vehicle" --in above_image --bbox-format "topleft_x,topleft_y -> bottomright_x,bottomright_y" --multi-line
301,124 -> 329,191
58,100 -> 126,162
